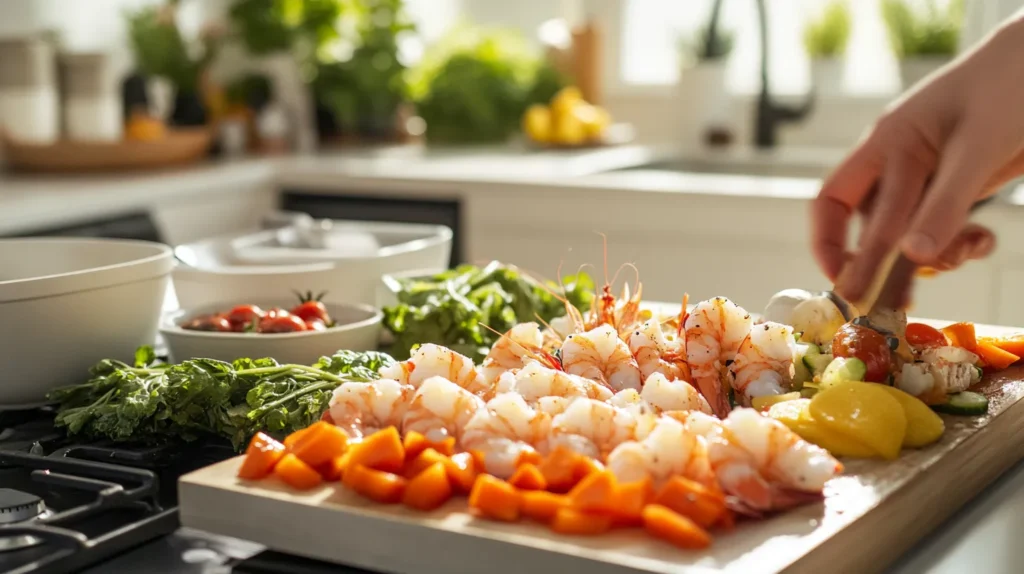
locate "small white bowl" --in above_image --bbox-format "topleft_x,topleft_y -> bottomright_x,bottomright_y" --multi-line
160,300 -> 383,365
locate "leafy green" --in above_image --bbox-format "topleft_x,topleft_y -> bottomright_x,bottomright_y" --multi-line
125,2 -> 222,92
804,1 -> 852,58
382,262 -> 594,362
47,347 -> 394,450
881,0 -> 963,58
228,0 -> 345,57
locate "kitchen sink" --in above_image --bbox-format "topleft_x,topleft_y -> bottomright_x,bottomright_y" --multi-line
607,158 -> 831,179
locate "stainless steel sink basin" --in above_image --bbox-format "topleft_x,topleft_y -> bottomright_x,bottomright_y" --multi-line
608,158 -> 831,179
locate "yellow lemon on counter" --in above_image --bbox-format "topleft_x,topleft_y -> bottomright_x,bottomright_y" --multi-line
874,385 -> 945,448
809,381 -> 907,460
550,86 -> 583,116
522,104 -> 553,143
575,104 -> 611,141
768,399 -> 877,458
551,111 -> 587,146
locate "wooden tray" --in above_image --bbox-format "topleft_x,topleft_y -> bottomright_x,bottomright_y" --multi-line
179,321 -> 1024,574
3,128 -> 212,173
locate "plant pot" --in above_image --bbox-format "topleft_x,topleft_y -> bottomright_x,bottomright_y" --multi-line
810,58 -> 844,98
169,89 -> 207,127
678,60 -> 732,148
899,57 -> 950,91
260,53 -> 317,153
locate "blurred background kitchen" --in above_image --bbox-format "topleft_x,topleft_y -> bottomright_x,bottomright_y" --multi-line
1,0 -> 1023,324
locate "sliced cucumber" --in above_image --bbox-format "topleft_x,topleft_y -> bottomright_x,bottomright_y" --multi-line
802,344 -> 832,377
792,342 -> 814,388
820,357 -> 867,389
800,387 -> 818,399
933,391 -> 989,416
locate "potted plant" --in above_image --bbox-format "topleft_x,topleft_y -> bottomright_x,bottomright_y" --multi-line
804,0 -> 851,98
678,0 -> 735,146
882,0 -> 963,90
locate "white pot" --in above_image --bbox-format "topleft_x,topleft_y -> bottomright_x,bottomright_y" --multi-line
899,57 -> 950,91
678,61 -> 731,145
810,58 -> 844,98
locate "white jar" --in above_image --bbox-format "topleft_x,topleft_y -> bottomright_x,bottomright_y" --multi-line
0,36 -> 60,144
60,53 -> 122,142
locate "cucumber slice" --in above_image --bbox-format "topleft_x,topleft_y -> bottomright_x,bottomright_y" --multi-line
800,387 -> 818,399
792,343 -> 814,388
933,391 -> 989,416
801,345 -> 832,377
820,357 -> 867,388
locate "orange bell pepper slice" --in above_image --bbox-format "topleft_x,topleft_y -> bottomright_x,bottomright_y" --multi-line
653,476 -> 725,529
980,333 -> 1024,358
468,475 -> 521,522
346,426 -> 405,473
976,341 -> 1020,370
343,464 -> 407,503
509,463 -> 548,491
237,432 -> 286,480
551,507 -> 613,535
942,322 -> 978,353
403,462 -> 454,511
273,453 -> 323,490
643,504 -> 712,549
520,491 -> 569,523
289,422 -> 349,468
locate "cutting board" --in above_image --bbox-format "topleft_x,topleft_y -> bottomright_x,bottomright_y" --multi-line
179,321 -> 1024,574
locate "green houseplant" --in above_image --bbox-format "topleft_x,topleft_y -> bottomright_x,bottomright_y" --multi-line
677,0 -> 736,148
881,0 -> 964,88
804,0 -> 852,97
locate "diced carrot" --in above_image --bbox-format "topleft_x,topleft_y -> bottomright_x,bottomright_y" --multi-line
283,426 -> 313,451
346,426 -> 405,473
402,431 -> 429,460
273,453 -> 323,490
468,475 -> 520,522
568,470 -> 619,515
237,432 -> 286,480
343,464 -> 406,504
290,422 -> 349,468
572,456 -> 604,482
981,334 -> 1024,358
537,447 -> 585,493
551,507 -> 613,536
508,463 -> 547,491
642,504 -> 712,550
429,436 -> 457,457
402,462 -> 453,511
404,448 -> 448,478
653,476 -> 725,529
942,322 -> 978,353
714,507 -> 736,531
317,455 -> 348,481
976,341 -> 1020,370
521,491 -> 569,522
443,452 -> 479,493
469,450 -> 488,470
516,450 -> 543,468
612,477 -> 655,526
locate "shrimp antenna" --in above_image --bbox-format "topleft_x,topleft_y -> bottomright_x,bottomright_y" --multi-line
594,232 -> 610,287
677,293 -> 690,337
609,261 -> 640,296
479,323 -> 556,368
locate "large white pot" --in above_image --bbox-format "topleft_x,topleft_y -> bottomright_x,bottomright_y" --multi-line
810,58 -> 844,98
678,61 -> 731,147
899,57 -> 950,91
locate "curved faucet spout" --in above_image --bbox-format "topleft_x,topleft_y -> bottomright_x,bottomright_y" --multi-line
754,0 -> 815,148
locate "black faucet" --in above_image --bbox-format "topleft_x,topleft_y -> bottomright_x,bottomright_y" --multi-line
753,0 -> 814,148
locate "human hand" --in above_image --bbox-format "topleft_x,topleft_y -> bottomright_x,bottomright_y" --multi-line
812,15 -> 1024,302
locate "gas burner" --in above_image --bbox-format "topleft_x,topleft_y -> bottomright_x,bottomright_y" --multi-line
0,488 -> 50,552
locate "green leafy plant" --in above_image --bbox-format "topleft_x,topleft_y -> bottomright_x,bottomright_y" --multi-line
881,0 -> 963,58
125,1 -> 222,92
804,1 -> 852,58
228,0 -> 345,57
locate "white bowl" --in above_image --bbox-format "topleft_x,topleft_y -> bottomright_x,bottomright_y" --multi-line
172,221 -> 452,308
0,238 -> 174,407
160,300 -> 383,365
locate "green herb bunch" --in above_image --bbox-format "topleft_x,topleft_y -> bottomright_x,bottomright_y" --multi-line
881,0 -> 963,58
125,0 -> 223,92
804,1 -> 852,58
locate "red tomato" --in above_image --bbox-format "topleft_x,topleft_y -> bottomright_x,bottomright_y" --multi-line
258,314 -> 308,333
226,304 -> 265,331
291,300 -> 331,324
305,319 -> 327,332
832,323 -> 892,383
182,314 -> 233,332
906,323 -> 948,349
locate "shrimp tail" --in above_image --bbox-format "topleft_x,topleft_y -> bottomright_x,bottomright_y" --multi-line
695,374 -> 732,418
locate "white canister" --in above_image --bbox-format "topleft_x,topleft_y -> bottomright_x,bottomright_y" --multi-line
60,53 -> 122,142
0,36 -> 60,144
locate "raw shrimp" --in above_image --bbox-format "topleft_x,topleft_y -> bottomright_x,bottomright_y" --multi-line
462,393 -> 551,477
401,376 -> 486,443
480,323 -> 557,385
546,398 -> 637,459
380,344 -> 489,397
704,408 -> 842,513
729,322 -> 797,406
640,373 -> 713,415
685,297 -> 753,417
606,415 -> 715,487
561,324 -> 642,392
508,361 -> 614,403
328,379 -> 415,438
629,320 -> 690,382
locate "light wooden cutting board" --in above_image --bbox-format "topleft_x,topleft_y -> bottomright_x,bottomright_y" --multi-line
179,320 -> 1024,574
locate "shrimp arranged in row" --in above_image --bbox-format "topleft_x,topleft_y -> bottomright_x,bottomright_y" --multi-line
381,344 -> 490,397
462,393 -> 551,477
328,379 -> 414,438
547,398 -> 637,459
685,297 -> 753,417
606,415 -> 715,487
480,323 -> 555,386
629,319 -> 690,382
401,376 -> 485,443
562,324 -> 642,392
729,322 -> 797,406
497,361 -> 613,404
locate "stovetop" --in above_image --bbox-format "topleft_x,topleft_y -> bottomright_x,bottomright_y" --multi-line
0,407 -> 377,573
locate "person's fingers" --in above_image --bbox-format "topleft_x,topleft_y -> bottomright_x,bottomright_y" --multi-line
812,137 -> 883,281
839,155 -> 930,301
925,223 -> 996,271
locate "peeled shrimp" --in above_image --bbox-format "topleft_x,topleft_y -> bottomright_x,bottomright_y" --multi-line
401,376 -> 485,443
380,344 -> 489,397
546,398 -> 637,459
608,389 -> 659,440
506,361 -> 613,403
729,322 -> 797,406
606,415 -> 715,486
640,373 -> 713,415
685,297 -> 753,416
462,393 -> 550,477
705,408 -> 842,512
480,323 -> 548,385
629,320 -> 690,382
328,379 -> 414,438
561,324 -> 642,392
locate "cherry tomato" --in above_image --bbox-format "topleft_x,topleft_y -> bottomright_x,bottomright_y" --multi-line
831,323 -> 892,383
225,304 -> 265,331
906,323 -> 948,349
305,319 -> 327,332
291,300 -> 331,324
182,314 -> 233,332
258,314 -> 308,333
